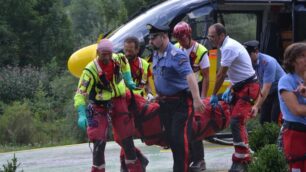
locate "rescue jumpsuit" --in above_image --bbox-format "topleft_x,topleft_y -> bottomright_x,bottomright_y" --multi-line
119,56 -> 151,172
74,54 -> 144,172
220,36 -> 260,164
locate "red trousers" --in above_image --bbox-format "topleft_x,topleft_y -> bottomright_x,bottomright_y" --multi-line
87,95 -> 135,143
283,127 -> 306,172
230,82 -> 260,163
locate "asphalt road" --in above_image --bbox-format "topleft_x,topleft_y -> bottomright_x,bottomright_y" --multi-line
0,140 -> 233,172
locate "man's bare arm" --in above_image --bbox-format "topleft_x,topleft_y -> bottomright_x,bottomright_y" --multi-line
212,66 -> 228,95
200,68 -> 209,97
186,73 -> 205,112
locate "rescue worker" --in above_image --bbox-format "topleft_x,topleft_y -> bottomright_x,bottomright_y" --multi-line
119,36 -> 151,172
74,39 -> 146,172
278,42 -> 306,172
173,21 -> 210,98
207,23 -> 260,172
147,23 -> 205,172
172,21 -> 209,172
244,40 -> 286,124
124,36 -> 153,98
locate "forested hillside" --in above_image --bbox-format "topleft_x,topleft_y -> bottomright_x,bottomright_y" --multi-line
0,0 -> 159,151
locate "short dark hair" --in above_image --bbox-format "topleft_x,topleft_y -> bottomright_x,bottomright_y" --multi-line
124,36 -> 140,49
211,23 -> 227,36
283,42 -> 306,73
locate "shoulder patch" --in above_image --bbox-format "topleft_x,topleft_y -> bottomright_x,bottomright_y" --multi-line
171,49 -> 177,56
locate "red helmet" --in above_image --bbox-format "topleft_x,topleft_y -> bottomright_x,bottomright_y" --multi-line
173,21 -> 192,39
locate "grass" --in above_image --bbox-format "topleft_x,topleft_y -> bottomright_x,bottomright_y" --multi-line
0,139 -> 79,153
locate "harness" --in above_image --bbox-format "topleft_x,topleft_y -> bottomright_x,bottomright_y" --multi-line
131,57 -> 145,86
85,59 -> 122,105
230,74 -> 259,105
178,42 -> 203,71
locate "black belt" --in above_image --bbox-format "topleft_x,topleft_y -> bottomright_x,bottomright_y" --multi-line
90,100 -> 111,108
283,120 -> 306,132
158,89 -> 191,100
232,74 -> 257,92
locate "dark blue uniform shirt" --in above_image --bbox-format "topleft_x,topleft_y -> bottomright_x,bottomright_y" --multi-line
152,43 -> 193,96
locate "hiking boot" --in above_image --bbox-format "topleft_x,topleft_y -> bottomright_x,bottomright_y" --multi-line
120,157 -> 149,172
228,162 -> 247,172
189,160 -> 206,172
138,154 -> 149,172
91,166 -> 105,172
120,160 -> 128,172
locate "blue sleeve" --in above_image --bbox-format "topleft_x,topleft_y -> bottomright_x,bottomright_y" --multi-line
173,53 -> 193,78
278,75 -> 295,94
263,61 -> 276,84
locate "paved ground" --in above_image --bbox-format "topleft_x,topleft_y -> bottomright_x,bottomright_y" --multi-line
0,140 -> 233,172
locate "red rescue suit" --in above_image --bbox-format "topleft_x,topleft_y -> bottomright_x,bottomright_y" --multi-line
283,121 -> 306,172
230,80 -> 260,163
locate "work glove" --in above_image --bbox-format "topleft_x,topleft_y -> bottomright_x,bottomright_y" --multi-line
122,72 -> 136,90
77,105 -> 88,131
221,88 -> 232,103
147,93 -> 154,102
209,94 -> 218,107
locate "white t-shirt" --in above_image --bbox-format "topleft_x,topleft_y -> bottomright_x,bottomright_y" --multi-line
183,43 -> 210,69
220,36 -> 255,84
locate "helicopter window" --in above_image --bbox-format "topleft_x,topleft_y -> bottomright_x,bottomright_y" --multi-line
217,13 -> 258,43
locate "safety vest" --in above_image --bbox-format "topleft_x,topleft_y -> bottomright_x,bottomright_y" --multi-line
131,57 -> 150,96
74,54 -> 129,108
175,42 -> 208,82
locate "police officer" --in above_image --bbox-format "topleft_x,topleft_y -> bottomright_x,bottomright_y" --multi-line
173,21 -> 210,172
147,23 -> 205,172
244,40 -> 286,124
208,23 -> 260,172
74,39 -> 146,172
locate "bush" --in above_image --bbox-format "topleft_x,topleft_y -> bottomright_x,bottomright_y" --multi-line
49,70 -> 78,108
248,144 -> 288,172
0,154 -> 23,172
249,123 -> 280,152
0,101 -> 36,145
61,99 -> 88,143
0,66 -> 48,103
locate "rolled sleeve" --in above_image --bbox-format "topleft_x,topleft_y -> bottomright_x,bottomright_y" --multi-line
278,76 -> 295,94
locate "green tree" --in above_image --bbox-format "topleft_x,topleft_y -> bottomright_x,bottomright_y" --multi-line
0,19 -> 19,66
0,0 -> 73,67
68,0 -> 127,48
123,0 -> 163,20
